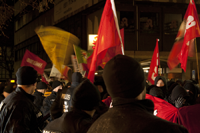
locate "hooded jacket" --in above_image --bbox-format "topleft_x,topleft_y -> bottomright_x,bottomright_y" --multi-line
87,98 -> 188,133
0,87 -> 44,133
154,76 -> 168,98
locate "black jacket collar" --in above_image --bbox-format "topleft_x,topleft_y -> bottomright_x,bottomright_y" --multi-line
112,97 -> 154,114
16,87 -> 35,102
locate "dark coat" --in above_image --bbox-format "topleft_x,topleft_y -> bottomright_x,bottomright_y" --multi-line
41,91 -> 57,117
51,82 -> 80,120
0,93 -> 4,103
177,104 -> 200,133
87,98 -> 188,133
33,90 -> 45,111
0,87 -> 44,133
43,109 -> 93,133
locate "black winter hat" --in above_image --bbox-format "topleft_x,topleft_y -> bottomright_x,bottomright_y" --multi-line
16,66 -> 37,85
37,81 -> 47,90
72,72 -> 82,83
3,83 -> 14,93
183,81 -> 198,98
52,80 -> 62,89
171,85 -> 189,102
72,79 -> 100,111
103,55 -> 145,99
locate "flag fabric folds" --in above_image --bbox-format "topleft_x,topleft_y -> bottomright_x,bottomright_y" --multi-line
168,0 -> 200,71
35,26 -> 80,73
21,49 -> 47,74
148,39 -> 160,85
73,45 -> 91,64
87,0 -> 124,82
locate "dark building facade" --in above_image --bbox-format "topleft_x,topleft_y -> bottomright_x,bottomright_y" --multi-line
13,0 -> 200,81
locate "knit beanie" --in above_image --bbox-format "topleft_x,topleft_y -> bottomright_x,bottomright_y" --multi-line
3,83 -> 14,93
16,66 -> 37,85
52,80 -> 62,89
72,79 -> 100,111
36,81 -> 47,90
103,54 -> 145,99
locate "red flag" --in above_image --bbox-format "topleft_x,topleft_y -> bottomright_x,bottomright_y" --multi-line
168,0 -> 200,71
148,39 -> 160,85
87,0 -> 124,82
21,49 -> 47,74
42,76 -> 48,84
146,94 -> 178,123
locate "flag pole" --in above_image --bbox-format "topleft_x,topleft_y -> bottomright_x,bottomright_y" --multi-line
195,39 -> 200,86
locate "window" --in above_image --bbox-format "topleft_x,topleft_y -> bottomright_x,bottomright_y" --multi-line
140,12 -> 159,34
120,11 -> 135,31
164,14 -> 182,35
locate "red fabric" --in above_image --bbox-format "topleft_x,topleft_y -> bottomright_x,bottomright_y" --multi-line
42,76 -> 48,84
87,0 -> 124,82
168,0 -> 200,71
102,96 -> 112,107
146,94 -> 178,123
177,104 -> 200,133
147,39 -> 160,85
21,50 -> 47,74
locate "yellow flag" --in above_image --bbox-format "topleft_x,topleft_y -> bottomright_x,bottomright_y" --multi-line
35,26 -> 80,73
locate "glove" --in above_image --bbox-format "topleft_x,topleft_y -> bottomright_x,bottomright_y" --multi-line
175,97 -> 185,108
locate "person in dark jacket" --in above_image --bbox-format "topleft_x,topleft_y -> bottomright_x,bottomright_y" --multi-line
183,80 -> 198,105
169,85 -> 189,108
41,80 -> 62,120
43,79 -> 101,133
0,66 -> 44,133
50,72 -> 82,120
0,83 -> 14,102
87,55 -> 188,133
33,81 -> 47,111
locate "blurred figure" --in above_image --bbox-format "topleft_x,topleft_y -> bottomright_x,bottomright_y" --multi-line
0,83 -> 14,102
183,80 -> 198,105
50,72 -> 82,120
94,76 -> 108,100
149,85 -> 165,99
43,79 -> 100,133
33,81 -> 47,111
41,80 -> 62,120
87,55 -> 188,133
0,66 -> 44,132
169,85 -> 189,108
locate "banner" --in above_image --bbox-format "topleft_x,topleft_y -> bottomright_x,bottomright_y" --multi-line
148,39 -> 160,85
88,0 -> 124,82
73,45 -> 91,64
50,65 -> 71,79
71,55 -> 85,76
168,0 -> 200,71
35,26 -> 80,74
21,49 -> 47,74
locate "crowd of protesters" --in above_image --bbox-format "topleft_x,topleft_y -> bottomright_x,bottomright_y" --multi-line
0,55 -> 200,133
